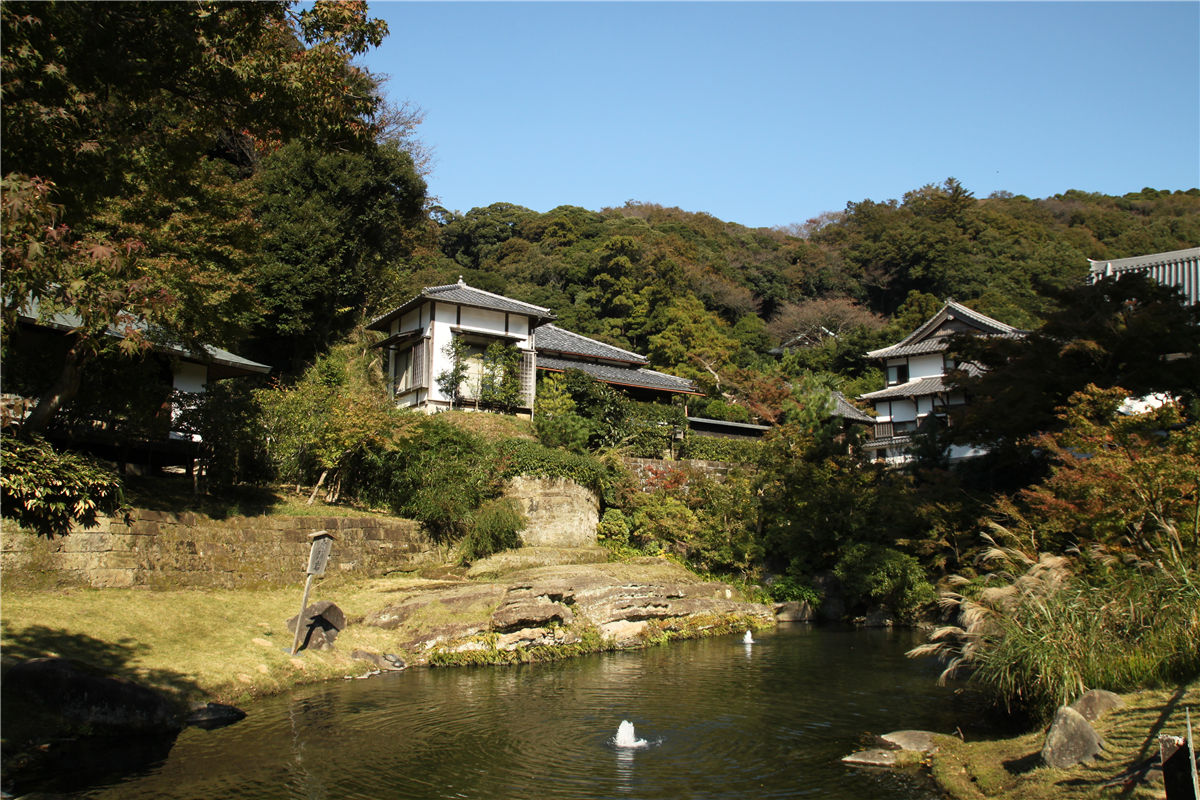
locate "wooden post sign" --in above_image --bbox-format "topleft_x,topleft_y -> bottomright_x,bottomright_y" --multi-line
307,533 -> 333,576
291,531 -> 334,655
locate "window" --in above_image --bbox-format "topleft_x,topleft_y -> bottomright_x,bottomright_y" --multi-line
394,348 -> 413,393
886,363 -> 909,386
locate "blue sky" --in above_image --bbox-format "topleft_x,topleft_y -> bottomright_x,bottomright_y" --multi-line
359,2 -> 1200,229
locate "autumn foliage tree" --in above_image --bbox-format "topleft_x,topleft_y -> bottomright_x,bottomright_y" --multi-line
1,1 -> 396,433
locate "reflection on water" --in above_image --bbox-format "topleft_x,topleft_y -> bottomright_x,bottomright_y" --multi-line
62,625 -> 968,800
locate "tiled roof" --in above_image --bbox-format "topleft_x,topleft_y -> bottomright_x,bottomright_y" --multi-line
17,299 -> 270,376
368,278 -> 556,331
867,300 -> 1024,359
859,375 -> 951,401
1087,247 -> 1200,306
534,324 -> 647,365
832,391 -> 874,423
536,355 -> 699,394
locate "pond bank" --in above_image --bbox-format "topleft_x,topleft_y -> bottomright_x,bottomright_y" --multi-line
921,681 -> 1198,799
0,547 -> 773,781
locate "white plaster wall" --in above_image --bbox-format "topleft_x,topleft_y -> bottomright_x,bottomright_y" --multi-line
876,398 -> 917,423
909,353 -> 944,380
429,313 -> 454,404
459,305 -> 505,333
172,361 -> 208,394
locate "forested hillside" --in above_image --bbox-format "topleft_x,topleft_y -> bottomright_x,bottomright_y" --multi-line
378,182 -> 1199,416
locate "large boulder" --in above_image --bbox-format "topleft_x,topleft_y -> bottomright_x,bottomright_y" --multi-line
184,702 -> 246,730
1069,689 -> 1123,722
504,476 -> 599,548
1042,705 -> 1104,768
287,600 -> 346,651
773,601 -> 815,622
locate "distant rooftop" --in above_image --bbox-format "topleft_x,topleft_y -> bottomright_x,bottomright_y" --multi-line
16,298 -> 270,377
536,355 -> 700,395
368,277 -> 556,331
866,300 -> 1024,360
534,324 -> 647,365
1087,247 -> 1199,306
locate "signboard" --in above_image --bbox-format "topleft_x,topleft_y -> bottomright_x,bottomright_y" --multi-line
306,531 -> 333,575
292,530 -> 335,655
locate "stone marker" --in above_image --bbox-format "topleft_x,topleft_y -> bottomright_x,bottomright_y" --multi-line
1162,741 -> 1197,800
287,600 -> 346,652
1070,689 -> 1124,722
1042,705 -> 1104,769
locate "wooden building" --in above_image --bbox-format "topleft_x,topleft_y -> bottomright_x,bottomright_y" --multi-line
367,279 -> 699,416
859,300 -> 1024,465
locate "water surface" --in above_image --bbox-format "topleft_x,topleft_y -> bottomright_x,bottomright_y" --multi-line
67,625 -> 968,799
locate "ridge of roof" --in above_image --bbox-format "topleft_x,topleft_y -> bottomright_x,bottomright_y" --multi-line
368,278 -> 555,330
1088,247 -> 1200,274
534,324 -> 647,364
867,300 -> 1023,359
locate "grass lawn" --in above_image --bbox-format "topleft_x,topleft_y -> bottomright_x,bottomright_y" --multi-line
0,574 -> 451,710
931,681 -> 1199,799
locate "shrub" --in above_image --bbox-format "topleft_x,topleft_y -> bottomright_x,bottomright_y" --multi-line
459,498 -> 526,563
916,548 -> 1200,721
597,508 -> 630,544
495,438 -> 616,499
343,418 -> 502,541
767,575 -> 820,606
678,435 -> 763,463
833,543 -> 936,620
0,434 -> 127,537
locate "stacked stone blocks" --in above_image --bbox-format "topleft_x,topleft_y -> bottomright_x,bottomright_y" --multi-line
1,510 -> 435,589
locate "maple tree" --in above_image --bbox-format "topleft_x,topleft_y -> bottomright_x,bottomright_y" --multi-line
1,1 -> 392,433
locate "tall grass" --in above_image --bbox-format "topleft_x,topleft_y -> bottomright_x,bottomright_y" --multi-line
913,546 -> 1200,722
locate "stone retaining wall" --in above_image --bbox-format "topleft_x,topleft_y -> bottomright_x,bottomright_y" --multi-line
1,511 -> 437,589
621,457 -> 740,491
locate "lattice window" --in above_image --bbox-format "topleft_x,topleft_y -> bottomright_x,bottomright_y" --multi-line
519,350 -> 536,408
411,339 -> 427,389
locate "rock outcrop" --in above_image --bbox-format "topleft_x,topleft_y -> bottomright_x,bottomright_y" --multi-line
364,558 -> 774,661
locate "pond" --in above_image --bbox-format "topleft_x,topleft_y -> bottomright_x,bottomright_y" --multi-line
51,625 -> 974,799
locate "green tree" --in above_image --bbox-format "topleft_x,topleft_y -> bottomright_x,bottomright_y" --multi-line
2,1 -> 391,432
249,140 -> 428,370
952,275 -> 1200,453
257,335 -> 402,504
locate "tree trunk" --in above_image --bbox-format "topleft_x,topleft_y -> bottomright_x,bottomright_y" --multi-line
306,469 -> 328,505
21,337 -> 86,437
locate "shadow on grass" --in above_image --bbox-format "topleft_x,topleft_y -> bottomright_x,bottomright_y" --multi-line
121,474 -> 284,520
1115,682 -> 1191,799
1,622 -> 207,795
1002,751 -> 1042,775
1,621 -> 201,700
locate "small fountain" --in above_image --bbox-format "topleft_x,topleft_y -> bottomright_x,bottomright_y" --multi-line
743,629 -> 754,645
614,720 -> 648,748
